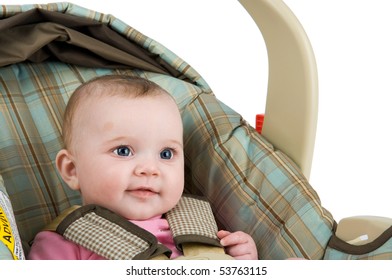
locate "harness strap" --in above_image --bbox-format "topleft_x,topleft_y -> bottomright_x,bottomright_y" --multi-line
45,195 -> 231,260
166,195 -> 232,260
165,195 -> 222,250
56,205 -> 171,260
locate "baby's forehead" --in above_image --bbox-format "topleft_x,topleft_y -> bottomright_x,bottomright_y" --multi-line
80,82 -> 169,100
74,88 -> 177,117
70,81 -> 178,123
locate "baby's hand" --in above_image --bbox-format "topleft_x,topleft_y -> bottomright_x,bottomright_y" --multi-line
217,230 -> 258,260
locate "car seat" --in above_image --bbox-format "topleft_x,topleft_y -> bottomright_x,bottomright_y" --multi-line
1,0 -> 392,260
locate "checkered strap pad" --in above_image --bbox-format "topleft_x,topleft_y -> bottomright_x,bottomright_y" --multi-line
166,195 -> 222,250
56,205 -> 170,260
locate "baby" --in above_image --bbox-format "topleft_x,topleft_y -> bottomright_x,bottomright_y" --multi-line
28,75 -> 257,260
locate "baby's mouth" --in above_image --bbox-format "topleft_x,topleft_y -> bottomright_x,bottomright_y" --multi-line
128,187 -> 158,198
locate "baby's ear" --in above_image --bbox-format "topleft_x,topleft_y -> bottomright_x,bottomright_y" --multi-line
56,149 -> 80,191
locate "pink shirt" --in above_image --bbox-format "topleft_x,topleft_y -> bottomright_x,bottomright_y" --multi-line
28,215 -> 181,260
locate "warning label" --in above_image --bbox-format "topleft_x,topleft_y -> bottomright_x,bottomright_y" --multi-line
0,190 -> 25,260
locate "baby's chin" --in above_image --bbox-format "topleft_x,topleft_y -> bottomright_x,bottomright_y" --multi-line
120,209 -> 164,221
108,203 -> 177,221
123,203 -> 179,221
126,214 -> 164,221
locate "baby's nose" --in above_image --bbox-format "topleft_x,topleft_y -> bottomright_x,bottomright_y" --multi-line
134,157 -> 159,176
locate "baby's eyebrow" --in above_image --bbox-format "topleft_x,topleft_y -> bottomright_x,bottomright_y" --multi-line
102,136 -> 133,146
166,139 -> 183,149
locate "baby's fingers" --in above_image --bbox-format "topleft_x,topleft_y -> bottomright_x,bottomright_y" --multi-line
218,230 -> 248,247
217,230 -> 231,241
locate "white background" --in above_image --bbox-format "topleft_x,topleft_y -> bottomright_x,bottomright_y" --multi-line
4,259 -> 390,279
3,0 -> 391,222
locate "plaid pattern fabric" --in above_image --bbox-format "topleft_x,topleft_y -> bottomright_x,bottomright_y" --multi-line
60,211 -> 152,260
2,2 -> 391,260
0,62 -> 87,247
183,92 -> 336,259
166,195 -> 221,248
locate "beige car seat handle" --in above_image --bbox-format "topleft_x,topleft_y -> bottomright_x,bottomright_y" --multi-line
239,0 -> 318,179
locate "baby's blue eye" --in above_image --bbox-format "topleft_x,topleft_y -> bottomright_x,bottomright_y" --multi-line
160,148 -> 173,160
114,146 -> 132,157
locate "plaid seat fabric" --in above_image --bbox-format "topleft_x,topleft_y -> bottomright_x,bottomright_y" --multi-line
2,2 -> 391,260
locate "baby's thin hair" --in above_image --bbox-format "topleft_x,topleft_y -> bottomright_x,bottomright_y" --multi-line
62,75 -> 169,150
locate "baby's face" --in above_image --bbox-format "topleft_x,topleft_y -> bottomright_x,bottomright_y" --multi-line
69,92 -> 184,220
